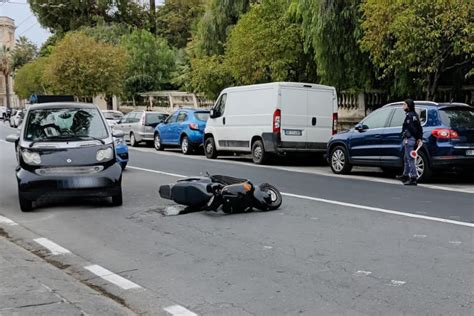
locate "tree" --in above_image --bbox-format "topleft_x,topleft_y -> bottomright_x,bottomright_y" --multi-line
193,0 -> 257,57
13,58 -> 50,99
121,29 -> 176,98
11,36 -> 38,71
29,0 -> 149,33
225,0 -> 316,85
298,0 -> 374,91
38,33 -> 64,57
360,0 -> 473,99
44,33 -> 128,97
79,23 -> 131,45
190,55 -> 234,99
156,0 -> 206,49
0,46 -> 12,109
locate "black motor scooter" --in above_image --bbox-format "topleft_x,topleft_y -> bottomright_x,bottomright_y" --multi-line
159,175 -> 282,213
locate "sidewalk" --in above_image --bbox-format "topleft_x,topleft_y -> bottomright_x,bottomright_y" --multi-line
0,236 -> 134,316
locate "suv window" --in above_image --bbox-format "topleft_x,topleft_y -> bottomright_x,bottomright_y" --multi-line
389,107 -> 427,127
129,112 -> 141,123
362,108 -> 391,129
166,112 -> 179,124
439,107 -> 474,129
177,112 -> 188,123
146,113 -> 168,125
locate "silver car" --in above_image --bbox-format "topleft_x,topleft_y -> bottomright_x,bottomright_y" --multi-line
115,111 -> 169,147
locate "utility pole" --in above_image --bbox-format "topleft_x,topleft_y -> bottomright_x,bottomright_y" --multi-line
150,0 -> 156,34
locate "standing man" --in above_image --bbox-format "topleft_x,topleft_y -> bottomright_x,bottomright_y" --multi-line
397,99 -> 423,185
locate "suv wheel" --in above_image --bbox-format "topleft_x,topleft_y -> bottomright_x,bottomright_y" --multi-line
204,136 -> 218,159
252,139 -> 268,164
415,151 -> 432,182
130,133 -> 138,147
181,136 -> 192,155
330,146 -> 352,174
154,133 -> 164,151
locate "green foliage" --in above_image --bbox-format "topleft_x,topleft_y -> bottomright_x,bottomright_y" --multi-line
156,0 -> 206,49
38,33 -> 64,57
45,32 -> 128,97
191,55 -> 234,99
29,0 -> 149,33
225,0 -> 316,85
79,23 -> 131,45
193,0 -> 257,57
360,0 -> 473,99
298,0 -> 373,91
11,36 -> 38,71
13,58 -> 50,99
121,29 -> 176,97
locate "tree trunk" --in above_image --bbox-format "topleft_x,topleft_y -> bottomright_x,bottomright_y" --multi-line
4,73 -> 10,110
150,0 -> 156,34
428,70 -> 441,101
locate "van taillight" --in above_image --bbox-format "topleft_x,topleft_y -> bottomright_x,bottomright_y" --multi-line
432,128 -> 459,139
273,109 -> 281,134
332,113 -> 338,135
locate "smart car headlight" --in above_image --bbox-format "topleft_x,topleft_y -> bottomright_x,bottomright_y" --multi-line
96,148 -> 113,161
22,150 -> 41,165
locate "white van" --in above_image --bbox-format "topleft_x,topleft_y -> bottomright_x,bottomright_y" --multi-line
204,82 -> 338,164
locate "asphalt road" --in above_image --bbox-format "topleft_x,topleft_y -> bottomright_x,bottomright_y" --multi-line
0,122 -> 473,315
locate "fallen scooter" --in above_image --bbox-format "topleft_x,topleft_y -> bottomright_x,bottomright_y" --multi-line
159,175 -> 282,213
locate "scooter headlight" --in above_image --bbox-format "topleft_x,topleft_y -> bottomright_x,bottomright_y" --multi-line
22,150 -> 41,165
96,147 -> 113,161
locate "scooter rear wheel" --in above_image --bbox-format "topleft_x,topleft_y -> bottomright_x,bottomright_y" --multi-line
258,183 -> 282,210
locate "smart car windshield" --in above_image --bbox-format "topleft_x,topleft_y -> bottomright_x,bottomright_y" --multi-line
24,107 -> 108,142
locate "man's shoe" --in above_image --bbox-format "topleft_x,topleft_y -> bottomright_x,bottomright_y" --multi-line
403,178 -> 417,186
396,175 -> 409,182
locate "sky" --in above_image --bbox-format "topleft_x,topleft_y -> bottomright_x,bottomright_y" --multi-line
0,0 -> 165,48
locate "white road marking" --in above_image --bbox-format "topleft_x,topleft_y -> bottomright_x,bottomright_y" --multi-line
264,246 -> 273,249
389,280 -> 406,287
0,215 -> 17,226
413,234 -> 427,238
34,238 -> 71,255
84,265 -> 142,290
129,147 -> 474,194
355,270 -> 372,276
164,305 -> 198,316
449,241 -> 462,245
0,139 -> 8,144
128,165 -> 474,228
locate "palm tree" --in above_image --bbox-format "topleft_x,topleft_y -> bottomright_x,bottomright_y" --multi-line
0,46 -> 12,109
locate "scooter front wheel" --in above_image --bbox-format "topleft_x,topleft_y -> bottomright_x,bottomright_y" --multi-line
258,183 -> 282,211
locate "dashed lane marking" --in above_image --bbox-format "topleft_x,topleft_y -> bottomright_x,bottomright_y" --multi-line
0,215 -> 17,226
164,305 -> 198,316
84,265 -> 142,290
34,238 -> 71,255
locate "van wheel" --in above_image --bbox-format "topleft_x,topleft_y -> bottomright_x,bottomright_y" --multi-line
252,140 -> 268,164
416,151 -> 432,182
154,133 -> 164,151
130,133 -> 138,147
181,136 -> 192,155
330,146 -> 352,174
111,188 -> 123,206
19,193 -> 33,212
204,136 -> 218,159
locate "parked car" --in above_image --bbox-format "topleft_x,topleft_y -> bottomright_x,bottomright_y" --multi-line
204,82 -> 338,164
154,109 -> 210,154
0,106 -> 6,120
327,101 -> 474,182
102,110 -> 124,127
9,109 -> 25,128
114,134 -> 129,170
6,102 -> 124,212
115,111 -> 168,147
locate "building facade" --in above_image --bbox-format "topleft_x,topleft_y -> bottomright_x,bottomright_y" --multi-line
0,16 -> 20,108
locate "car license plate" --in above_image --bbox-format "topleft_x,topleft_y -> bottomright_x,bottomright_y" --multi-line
284,129 -> 302,136
466,150 -> 474,156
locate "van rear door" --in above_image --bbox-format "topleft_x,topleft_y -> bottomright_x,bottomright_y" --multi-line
307,87 -> 336,149
280,87 -> 308,146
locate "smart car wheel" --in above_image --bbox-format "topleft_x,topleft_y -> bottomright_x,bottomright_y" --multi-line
111,187 -> 123,206
130,133 -> 138,147
154,133 -> 164,151
330,146 -> 352,174
204,136 -> 218,159
19,193 -> 33,212
181,136 -> 192,155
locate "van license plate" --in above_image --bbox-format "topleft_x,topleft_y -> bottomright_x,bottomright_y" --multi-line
284,129 -> 302,136
466,150 -> 474,156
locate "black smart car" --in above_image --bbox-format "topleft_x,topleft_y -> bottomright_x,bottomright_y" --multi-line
6,103 -> 124,212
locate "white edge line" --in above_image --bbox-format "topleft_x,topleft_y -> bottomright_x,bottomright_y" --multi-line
128,165 -> 474,228
33,238 -> 71,255
164,305 -> 198,316
0,215 -> 18,226
129,147 -> 474,194
84,264 -> 142,290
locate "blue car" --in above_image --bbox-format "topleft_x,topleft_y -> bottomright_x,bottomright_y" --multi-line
114,135 -> 129,170
327,101 -> 474,182
154,109 -> 210,154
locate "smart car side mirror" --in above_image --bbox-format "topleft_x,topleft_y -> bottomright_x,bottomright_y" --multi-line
6,134 -> 19,143
112,130 -> 125,138
355,123 -> 367,131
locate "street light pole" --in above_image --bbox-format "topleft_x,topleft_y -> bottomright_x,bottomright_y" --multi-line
150,0 -> 156,34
